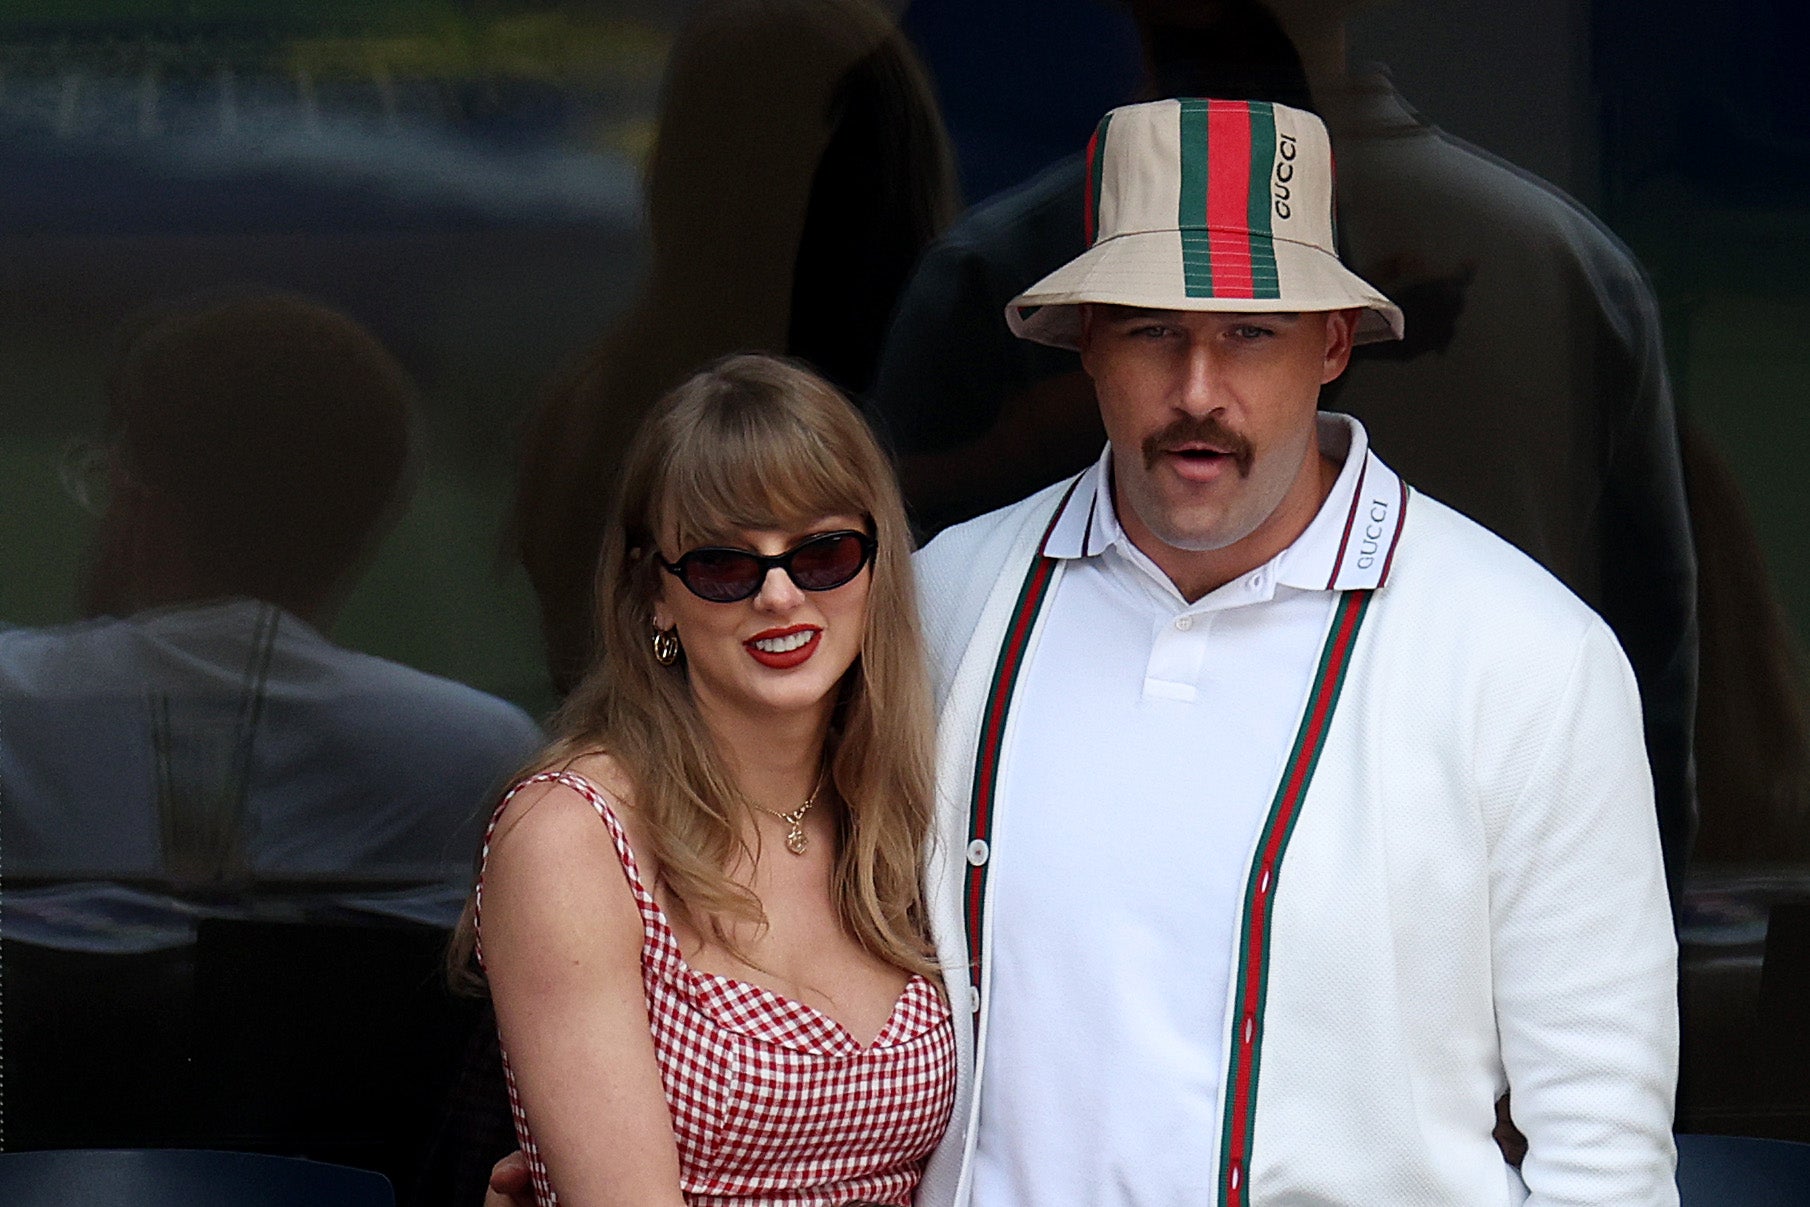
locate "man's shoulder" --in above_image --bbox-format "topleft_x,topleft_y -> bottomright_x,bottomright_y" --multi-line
1386,490 -> 1618,658
936,154 -> 1087,257
317,643 -> 543,744
913,477 -> 1080,693
898,156 -> 1087,308
916,478 -> 1075,578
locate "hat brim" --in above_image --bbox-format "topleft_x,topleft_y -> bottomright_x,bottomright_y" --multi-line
1005,228 -> 1405,350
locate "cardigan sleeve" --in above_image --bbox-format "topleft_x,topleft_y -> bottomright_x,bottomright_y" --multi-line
1488,618 -> 1679,1206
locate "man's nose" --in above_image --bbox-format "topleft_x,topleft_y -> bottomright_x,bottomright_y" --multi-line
1178,343 -> 1220,414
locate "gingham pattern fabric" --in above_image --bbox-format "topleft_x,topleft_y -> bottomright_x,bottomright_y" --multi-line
475,770 -> 957,1207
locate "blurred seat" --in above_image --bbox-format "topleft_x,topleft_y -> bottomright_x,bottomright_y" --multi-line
0,939 -> 200,1150
0,1148 -> 393,1206
1676,1133 -> 1810,1205
1,918 -> 476,1198
191,918 -> 479,1192
1757,899 -> 1810,1117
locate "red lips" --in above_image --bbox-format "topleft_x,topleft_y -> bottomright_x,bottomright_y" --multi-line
744,625 -> 822,669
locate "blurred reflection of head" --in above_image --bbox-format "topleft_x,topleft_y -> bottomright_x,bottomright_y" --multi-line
1120,0 -> 1342,104
81,294 -> 415,628
3,293 -> 544,957
641,0 -> 956,393
515,0 -> 957,693
1118,1 -> 1394,117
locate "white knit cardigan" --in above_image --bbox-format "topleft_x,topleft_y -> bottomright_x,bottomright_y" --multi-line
910,474 -> 1678,1207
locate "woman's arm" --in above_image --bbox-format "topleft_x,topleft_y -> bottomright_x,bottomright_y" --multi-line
481,780 -> 689,1207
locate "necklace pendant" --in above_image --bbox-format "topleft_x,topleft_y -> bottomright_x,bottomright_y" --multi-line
785,826 -> 809,855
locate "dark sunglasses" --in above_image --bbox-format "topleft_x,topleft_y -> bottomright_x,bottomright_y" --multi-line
659,529 -> 876,603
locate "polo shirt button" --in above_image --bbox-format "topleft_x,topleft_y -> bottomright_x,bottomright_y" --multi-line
1174,615 -> 1193,631
966,839 -> 990,866
968,986 -> 981,1013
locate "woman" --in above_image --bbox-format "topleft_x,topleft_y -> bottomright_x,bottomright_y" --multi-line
460,354 -> 954,1206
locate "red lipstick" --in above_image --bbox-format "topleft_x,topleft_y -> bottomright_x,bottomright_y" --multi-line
744,625 -> 822,669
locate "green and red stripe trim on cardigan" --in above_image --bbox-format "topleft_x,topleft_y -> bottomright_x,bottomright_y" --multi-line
1218,588 -> 1373,1205
963,479 -> 1083,1021
1178,98 -> 1283,301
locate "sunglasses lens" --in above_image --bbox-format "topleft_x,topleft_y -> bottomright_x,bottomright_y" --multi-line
681,549 -> 764,602
789,532 -> 871,591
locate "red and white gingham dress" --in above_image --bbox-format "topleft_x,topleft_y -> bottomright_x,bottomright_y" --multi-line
476,771 -> 957,1207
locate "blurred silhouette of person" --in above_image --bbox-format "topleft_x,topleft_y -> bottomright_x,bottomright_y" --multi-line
514,0 -> 957,693
867,0 -> 1697,897
1681,422 -> 1810,866
0,294 -> 543,955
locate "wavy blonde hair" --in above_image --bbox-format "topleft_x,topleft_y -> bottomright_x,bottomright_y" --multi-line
456,353 -> 938,984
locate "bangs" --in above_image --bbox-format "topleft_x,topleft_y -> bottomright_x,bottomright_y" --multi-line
654,382 -> 874,549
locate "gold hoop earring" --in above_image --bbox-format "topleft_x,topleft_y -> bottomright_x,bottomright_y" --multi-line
651,626 -> 681,666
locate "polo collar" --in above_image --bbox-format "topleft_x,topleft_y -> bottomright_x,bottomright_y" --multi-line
1039,413 -> 1408,592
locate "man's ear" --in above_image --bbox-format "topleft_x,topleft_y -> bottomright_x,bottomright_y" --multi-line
1076,303 -> 1100,375
1319,308 -> 1360,385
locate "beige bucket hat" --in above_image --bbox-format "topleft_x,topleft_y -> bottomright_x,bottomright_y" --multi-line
1007,98 -> 1404,350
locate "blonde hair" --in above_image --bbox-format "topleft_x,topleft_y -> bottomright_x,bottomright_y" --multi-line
456,353 -> 938,983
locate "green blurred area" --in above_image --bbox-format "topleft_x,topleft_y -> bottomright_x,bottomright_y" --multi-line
0,4 -> 671,90
1621,193 -> 1810,652
0,1 -> 600,35
0,0 -> 459,29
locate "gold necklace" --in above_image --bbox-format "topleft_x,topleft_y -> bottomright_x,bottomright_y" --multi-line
755,768 -> 827,856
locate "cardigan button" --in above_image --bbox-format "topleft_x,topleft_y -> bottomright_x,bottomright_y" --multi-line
968,985 -> 981,1014
966,839 -> 990,866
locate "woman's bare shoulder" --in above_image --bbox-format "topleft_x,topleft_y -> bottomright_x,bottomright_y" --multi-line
491,750 -> 638,845
482,751 -> 647,968
562,750 -> 638,805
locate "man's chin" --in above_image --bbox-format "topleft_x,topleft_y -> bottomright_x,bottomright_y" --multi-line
1136,504 -> 1257,556
1146,525 -> 1247,556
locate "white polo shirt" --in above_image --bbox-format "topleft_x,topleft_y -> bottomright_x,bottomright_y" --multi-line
971,414 -> 1403,1205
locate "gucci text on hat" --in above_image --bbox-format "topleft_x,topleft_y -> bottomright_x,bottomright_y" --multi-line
1006,98 -> 1405,350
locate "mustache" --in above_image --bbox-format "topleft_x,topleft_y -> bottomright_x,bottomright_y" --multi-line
1142,414 -> 1254,476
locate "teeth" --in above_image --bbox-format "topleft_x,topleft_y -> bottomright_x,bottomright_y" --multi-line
752,630 -> 815,653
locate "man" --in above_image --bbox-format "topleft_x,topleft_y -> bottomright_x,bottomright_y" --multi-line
869,0 -> 1697,901
1,294 -> 542,954
490,99 -> 1675,1205
909,97 -> 1675,1205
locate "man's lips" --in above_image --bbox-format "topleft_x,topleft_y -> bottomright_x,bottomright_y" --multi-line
1142,417 -> 1254,478
1159,446 -> 1241,483
1151,448 -> 1238,481
744,625 -> 822,669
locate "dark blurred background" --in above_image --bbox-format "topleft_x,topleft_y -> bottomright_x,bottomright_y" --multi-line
0,0 -> 1805,1194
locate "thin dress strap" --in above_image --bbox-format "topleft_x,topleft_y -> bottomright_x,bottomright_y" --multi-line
473,769 -> 689,1207
475,769 -> 684,977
